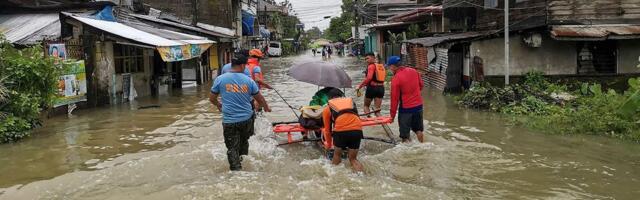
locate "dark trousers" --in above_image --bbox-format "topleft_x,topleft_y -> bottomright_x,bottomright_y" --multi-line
222,116 -> 255,170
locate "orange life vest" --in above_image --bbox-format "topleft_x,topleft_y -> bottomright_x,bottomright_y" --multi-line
246,58 -> 263,81
372,64 -> 386,83
328,97 -> 358,129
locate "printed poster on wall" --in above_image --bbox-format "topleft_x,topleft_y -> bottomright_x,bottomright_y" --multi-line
48,43 -> 67,64
54,60 -> 87,107
157,43 -> 212,62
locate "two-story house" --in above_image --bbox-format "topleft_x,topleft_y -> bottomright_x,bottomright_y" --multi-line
406,0 -> 640,92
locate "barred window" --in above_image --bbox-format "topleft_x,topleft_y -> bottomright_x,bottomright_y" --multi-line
114,44 -> 144,74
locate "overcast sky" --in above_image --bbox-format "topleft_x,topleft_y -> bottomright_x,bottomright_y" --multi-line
276,0 -> 343,31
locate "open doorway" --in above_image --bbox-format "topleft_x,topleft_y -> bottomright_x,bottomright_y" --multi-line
446,44 -> 464,93
577,41 -> 617,74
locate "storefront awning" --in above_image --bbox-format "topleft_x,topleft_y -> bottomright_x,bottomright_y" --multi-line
68,14 -> 214,62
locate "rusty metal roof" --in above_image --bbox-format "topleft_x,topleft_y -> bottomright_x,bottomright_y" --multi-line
0,13 -> 60,45
404,30 -> 497,47
130,13 -> 234,38
388,6 -> 443,22
551,25 -> 640,41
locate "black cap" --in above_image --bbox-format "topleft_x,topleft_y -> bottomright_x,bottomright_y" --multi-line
327,88 -> 345,99
232,53 -> 248,65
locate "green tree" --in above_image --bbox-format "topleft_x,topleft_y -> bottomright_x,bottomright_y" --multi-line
0,35 -> 60,143
306,27 -> 322,40
324,0 -> 356,42
406,24 -> 422,39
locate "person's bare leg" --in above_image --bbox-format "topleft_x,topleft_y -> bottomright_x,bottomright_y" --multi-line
416,131 -> 424,143
347,149 -> 364,172
332,148 -> 343,165
363,98 -> 372,115
373,98 -> 383,117
402,138 -> 411,143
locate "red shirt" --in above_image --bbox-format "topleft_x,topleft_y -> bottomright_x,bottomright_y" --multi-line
390,67 -> 424,120
359,63 -> 383,88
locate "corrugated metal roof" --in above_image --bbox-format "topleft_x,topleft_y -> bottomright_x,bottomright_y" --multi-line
196,23 -> 235,38
67,14 -> 213,47
551,25 -> 640,41
404,31 -> 496,47
130,13 -> 234,38
366,22 -> 413,29
0,13 -> 60,45
388,6 -> 442,22
368,0 -> 417,5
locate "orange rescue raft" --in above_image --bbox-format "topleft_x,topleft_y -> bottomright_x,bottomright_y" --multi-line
272,116 -> 393,149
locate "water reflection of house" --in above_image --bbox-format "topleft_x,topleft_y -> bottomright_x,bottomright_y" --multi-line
403,0 -> 640,92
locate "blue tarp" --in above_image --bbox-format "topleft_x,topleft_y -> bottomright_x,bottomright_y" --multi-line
92,5 -> 116,22
242,10 -> 254,36
259,25 -> 270,38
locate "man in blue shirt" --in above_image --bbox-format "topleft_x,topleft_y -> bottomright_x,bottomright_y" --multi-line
221,62 -> 258,77
210,53 -> 271,171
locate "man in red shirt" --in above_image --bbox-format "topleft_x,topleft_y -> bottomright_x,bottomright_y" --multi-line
357,53 -> 386,116
388,56 -> 425,143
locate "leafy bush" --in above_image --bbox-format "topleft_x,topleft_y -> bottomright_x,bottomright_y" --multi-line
0,36 -> 59,143
458,71 -> 640,142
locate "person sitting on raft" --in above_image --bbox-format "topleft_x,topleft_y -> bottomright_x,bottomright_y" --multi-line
309,87 -> 341,106
300,87 -> 343,137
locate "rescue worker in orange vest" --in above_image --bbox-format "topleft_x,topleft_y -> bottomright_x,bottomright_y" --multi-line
322,89 -> 364,172
357,52 -> 386,117
247,49 -> 273,89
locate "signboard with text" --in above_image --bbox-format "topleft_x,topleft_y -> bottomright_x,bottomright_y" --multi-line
53,60 -> 87,107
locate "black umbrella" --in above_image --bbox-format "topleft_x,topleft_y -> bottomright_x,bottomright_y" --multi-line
287,61 -> 352,88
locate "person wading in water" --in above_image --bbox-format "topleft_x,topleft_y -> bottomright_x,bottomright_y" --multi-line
387,56 -> 425,143
357,53 -> 386,117
210,53 -> 271,171
322,89 -> 364,172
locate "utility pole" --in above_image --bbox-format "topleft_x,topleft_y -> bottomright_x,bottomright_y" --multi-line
442,0 -> 445,32
354,0 -> 360,42
504,0 -> 510,85
192,0 -> 199,26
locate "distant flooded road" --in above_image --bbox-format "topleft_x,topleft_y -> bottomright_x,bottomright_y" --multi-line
1,52 -> 639,199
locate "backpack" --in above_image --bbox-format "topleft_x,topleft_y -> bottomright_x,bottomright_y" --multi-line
372,64 -> 386,83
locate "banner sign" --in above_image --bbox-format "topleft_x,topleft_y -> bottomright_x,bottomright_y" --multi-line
54,60 -> 87,107
157,44 -> 212,62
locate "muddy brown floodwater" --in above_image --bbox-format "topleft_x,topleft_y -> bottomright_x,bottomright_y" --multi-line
1,53 -> 639,199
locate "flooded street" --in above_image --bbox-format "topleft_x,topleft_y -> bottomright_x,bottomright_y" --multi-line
1,53 -> 639,199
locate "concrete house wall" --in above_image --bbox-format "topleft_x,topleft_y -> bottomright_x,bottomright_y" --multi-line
471,33 -> 640,77
93,41 -> 154,103
470,34 -> 577,76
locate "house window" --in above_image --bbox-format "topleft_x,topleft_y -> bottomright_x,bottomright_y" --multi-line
114,44 -> 145,74
485,0 -> 498,8
577,41 -> 617,74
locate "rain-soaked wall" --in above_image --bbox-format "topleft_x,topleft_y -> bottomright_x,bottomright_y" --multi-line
94,41 -> 153,104
470,34 -> 577,76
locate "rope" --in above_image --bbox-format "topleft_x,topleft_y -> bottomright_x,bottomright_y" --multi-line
272,88 -> 300,119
